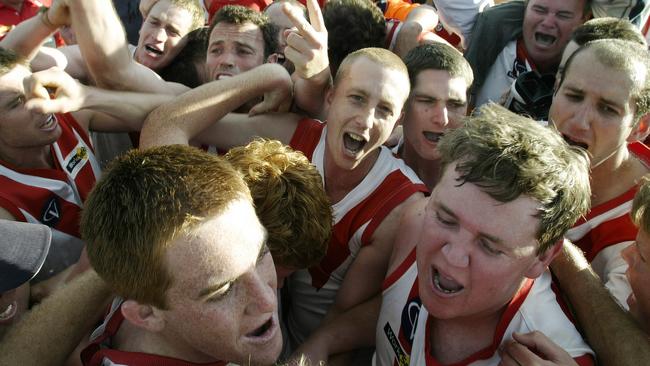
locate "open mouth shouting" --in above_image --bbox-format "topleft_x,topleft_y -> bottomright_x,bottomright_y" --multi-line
535,32 -> 557,47
144,44 -> 164,57
343,132 -> 367,155
244,315 -> 278,344
433,268 -> 464,296
423,131 -> 443,143
562,134 -> 588,150
39,114 -> 57,132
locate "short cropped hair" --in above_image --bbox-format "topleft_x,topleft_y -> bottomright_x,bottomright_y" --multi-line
559,39 -> 650,120
438,103 -> 591,253
225,139 -> 332,269
324,0 -> 386,75
209,5 -> 279,58
334,47 -> 409,91
169,0 -> 206,31
403,43 -> 473,90
81,145 -> 251,309
571,17 -> 646,47
632,176 -> 650,234
0,47 -> 28,76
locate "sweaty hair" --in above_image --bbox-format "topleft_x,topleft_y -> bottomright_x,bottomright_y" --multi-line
403,43 -> 473,90
81,145 -> 251,309
225,139 -> 332,269
437,103 -> 591,253
559,39 -> 650,121
324,0 -> 386,75
571,17 -> 646,47
209,5 -> 279,58
334,47 -> 409,92
0,47 -> 28,76
169,0 -> 206,31
632,176 -> 650,235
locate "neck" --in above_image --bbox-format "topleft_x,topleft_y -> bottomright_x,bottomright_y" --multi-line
324,147 -> 379,204
428,309 -> 503,365
400,141 -> 441,190
116,319 -> 217,364
0,144 -> 54,169
591,146 -> 648,206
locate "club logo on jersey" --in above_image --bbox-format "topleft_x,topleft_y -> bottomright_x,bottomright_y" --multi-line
64,145 -> 89,178
41,196 -> 61,227
507,57 -> 528,80
400,298 -> 422,343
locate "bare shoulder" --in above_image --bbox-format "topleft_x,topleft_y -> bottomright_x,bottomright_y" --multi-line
386,195 -> 428,275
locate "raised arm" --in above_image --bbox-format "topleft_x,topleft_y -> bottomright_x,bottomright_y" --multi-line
23,67 -> 174,133
140,63 -> 298,149
0,270 -> 111,366
67,0 -> 187,94
283,0 -> 331,117
551,240 -> 650,366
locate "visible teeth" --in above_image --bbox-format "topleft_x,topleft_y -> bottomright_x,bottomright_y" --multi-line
217,74 -> 232,80
423,131 -> 443,143
0,303 -> 14,320
348,133 -> 364,142
535,33 -> 556,46
343,132 -> 366,153
434,270 -> 463,294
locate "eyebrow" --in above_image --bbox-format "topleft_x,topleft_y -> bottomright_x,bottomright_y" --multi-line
437,202 -> 504,244
197,234 -> 269,300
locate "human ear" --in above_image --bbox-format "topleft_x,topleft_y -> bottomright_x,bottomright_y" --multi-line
628,114 -> 650,142
524,239 -> 563,279
121,300 -> 166,332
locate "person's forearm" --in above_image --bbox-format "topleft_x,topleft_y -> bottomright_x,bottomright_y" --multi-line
0,271 -> 111,366
68,0 -> 134,90
552,243 -> 650,366
82,86 -> 174,131
140,63 -> 292,148
293,68 -> 331,118
0,14 -> 56,61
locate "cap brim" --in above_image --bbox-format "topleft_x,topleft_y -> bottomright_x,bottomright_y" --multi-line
0,220 -> 52,292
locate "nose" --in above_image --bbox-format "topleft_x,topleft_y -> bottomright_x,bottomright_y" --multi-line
152,27 -> 167,43
217,51 -> 235,70
354,107 -> 375,131
539,12 -> 556,29
431,103 -> 449,128
441,239 -> 470,268
244,271 -> 277,315
567,103 -> 593,134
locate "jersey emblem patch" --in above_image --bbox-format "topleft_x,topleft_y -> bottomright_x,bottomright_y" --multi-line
64,145 -> 89,178
41,196 -> 61,227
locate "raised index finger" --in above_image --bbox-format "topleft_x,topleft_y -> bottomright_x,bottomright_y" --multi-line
283,2 -> 321,45
306,0 -> 325,33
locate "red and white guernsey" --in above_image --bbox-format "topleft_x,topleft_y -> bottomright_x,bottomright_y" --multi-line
566,142 -> 650,307
82,298 -> 229,366
285,119 -> 428,347
0,113 -> 100,282
374,250 -> 594,366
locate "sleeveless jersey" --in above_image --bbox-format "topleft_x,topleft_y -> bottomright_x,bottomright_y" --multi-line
374,250 -> 594,366
0,113 -> 100,282
286,119 -> 427,347
566,142 -> 650,307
